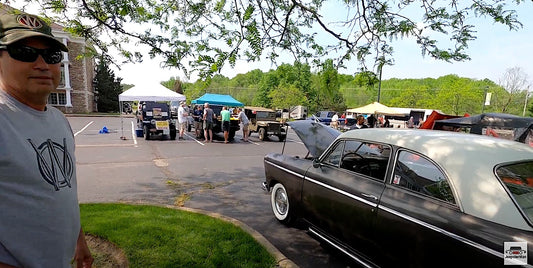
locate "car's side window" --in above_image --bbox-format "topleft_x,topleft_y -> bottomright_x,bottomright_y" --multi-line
323,141 -> 345,167
392,151 -> 456,204
340,140 -> 391,181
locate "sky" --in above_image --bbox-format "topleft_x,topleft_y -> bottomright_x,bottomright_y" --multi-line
7,1 -> 533,87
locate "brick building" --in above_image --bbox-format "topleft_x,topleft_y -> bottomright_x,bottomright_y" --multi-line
1,5 -> 96,113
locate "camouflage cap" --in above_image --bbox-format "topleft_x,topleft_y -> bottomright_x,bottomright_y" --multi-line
0,13 -> 68,51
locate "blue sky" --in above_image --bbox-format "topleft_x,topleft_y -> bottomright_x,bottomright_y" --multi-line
8,1 -> 532,87
116,1 -> 533,87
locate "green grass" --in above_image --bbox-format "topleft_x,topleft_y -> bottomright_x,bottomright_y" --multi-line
80,203 -> 277,268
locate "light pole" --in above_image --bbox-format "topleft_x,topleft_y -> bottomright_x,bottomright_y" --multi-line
523,86 -> 530,117
481,86 -> 488,113
377,63 -> 384,103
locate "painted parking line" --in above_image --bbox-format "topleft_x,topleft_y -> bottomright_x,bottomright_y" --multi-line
130,121 -> 138,146
74,121 -> 93,136
185,133 -> 205,146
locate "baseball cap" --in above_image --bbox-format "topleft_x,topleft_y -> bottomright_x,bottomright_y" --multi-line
0,13 -> 68,51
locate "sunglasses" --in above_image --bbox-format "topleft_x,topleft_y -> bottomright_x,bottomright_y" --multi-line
0,45 -> 63,64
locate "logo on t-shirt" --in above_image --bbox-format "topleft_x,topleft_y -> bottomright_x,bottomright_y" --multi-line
28,138 -> 74,191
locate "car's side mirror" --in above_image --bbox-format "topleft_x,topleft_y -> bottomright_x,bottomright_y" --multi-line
312,158 -> 321,168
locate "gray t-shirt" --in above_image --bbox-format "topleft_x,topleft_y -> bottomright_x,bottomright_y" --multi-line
0,90 -> 80,267
203,107 -> 214,123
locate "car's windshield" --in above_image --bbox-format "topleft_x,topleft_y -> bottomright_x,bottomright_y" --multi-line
496,161 -> 533,223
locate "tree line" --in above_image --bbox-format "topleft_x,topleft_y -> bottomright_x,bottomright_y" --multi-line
159,63 -> 531,117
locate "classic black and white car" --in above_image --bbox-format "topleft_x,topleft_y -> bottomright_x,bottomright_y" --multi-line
263,120 -> 533,267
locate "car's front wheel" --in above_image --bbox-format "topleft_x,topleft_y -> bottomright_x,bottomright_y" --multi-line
258,128 -> 266,141
271,183 -> 293,225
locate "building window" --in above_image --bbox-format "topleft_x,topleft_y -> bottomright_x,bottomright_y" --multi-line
48,92 -> 67,105
59,64 -> 66,88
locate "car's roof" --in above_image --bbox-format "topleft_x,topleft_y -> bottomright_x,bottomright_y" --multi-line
338,128 -> 533,229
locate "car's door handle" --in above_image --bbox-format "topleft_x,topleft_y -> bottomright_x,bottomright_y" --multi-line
361,193 -> 378,200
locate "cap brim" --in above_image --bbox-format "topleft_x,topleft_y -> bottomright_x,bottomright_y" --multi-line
0,31 -> 68,51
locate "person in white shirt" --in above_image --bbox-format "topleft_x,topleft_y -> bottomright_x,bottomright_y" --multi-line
177,101 -> 188,140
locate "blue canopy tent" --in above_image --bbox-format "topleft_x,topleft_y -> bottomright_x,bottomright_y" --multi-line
191,93 -> 244,107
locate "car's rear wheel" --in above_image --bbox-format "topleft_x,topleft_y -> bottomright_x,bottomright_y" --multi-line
278,134 -> 286,142
144,125 -> 150,140
271,183 -> 293,225
258,128 -> 266,141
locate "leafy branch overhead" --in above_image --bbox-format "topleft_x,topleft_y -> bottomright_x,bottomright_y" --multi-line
18,0 -> 527,78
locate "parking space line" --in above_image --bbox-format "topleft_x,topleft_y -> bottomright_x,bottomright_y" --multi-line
185,133 -> 205,146
74,121 -> 93,136
76,144 -> 137,148
130,121 -> 138,146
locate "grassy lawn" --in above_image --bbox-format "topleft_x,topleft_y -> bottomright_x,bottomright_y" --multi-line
80,203 -> 277,268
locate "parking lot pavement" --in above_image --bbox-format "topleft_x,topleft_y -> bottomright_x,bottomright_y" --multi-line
70,116 -> 356,268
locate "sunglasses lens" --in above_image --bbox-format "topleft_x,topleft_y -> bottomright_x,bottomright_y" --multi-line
42,50 -> 63,64
7,46 -> 38,62
7,46 -> 63,64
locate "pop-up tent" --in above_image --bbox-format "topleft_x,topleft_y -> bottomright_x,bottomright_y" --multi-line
119,82 -> 186,102
118,82 -> 186,139
346,102 -> 405,116
191,93 -> 243,107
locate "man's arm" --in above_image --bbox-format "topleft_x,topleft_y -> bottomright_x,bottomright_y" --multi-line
74,228 -> 93,268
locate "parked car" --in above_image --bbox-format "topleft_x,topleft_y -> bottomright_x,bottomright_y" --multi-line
137,101 -> 177,140
262,120 -> 533,267
210,104 -> 240,141
311,110 -> 344,125
245,106 -> 287,141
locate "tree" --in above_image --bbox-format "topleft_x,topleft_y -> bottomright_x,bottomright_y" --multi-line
498,67 -> 530,113
269,84 -> 308,111
94,57 -> 123,112
22,0 -> 528,79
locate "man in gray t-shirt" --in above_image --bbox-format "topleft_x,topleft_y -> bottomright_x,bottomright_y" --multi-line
0,13 -> 93,267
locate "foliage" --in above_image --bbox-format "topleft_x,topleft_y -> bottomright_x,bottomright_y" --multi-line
176,63 -> 531,117
17,0 -> 529,79
80,203 -> 276,268
93,57 -> 122,112
269,84 -> 308,110
498,67 -> 531,113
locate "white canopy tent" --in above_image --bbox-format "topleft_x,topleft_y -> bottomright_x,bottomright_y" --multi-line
119,82 -> 186,102
118,82 -> 186,139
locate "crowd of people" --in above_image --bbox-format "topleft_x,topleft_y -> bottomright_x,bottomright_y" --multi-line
180,102 -> 250,143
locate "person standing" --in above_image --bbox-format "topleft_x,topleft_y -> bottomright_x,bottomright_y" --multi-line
0,12 -> 93,267
203,102 -> 215,142
177,101 -> 188,140
406,116 -> 415,128
354,115 -> 369,129
331,112 -> 339,130
192,105 -> 203,138
220,106 -> 231,143
237,108 -> 249,142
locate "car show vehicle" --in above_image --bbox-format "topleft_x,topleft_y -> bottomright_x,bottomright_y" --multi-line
263,120 -> 533,267
191,93 -> 243,141
245,106 -> 287,141
137,101 -> 177,140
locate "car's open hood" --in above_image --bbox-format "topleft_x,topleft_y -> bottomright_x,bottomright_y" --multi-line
288,120 -> 341,158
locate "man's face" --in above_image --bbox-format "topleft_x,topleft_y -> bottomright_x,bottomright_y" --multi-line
0,37 -> 61,110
